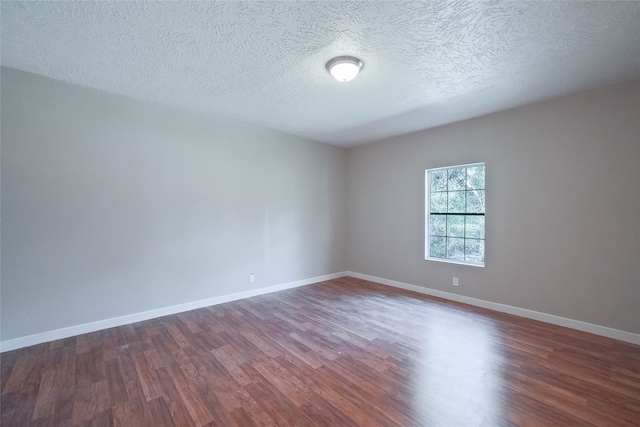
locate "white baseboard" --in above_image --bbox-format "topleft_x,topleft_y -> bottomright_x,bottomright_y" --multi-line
348,271 -> 640,345
5,270 -> 636,352
0,272 -> 348,353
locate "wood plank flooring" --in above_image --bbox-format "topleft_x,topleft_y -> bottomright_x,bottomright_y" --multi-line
2,276 -> 639,426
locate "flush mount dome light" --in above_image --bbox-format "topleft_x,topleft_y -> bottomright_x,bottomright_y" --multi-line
326,56 -> 363,82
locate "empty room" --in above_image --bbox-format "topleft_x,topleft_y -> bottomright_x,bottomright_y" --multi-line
1,1 -> 639,426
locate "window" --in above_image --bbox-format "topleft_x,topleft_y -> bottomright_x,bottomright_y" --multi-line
426,163 -> 485,266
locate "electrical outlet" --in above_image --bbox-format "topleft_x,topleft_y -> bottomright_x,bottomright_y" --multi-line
249,273 -> 255,283
453,277 -> 459,287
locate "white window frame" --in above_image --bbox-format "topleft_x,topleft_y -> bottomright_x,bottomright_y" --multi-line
425,162 -> 485,267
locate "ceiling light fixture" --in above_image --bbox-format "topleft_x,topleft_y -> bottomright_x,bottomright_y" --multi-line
326,56 -> 363,82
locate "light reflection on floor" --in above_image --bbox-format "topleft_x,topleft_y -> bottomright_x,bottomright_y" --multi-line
409,304 -> 507,426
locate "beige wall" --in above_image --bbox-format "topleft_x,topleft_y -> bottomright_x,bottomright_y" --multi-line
1,68 -> 347,341
347,79 -> 640,334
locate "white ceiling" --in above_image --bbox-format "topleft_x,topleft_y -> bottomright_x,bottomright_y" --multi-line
2,1 -> 640,147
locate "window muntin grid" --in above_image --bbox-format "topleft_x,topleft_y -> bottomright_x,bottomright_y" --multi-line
426,163 -> 485,266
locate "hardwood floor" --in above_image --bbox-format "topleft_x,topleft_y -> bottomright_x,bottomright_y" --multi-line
2,276 -> 639,426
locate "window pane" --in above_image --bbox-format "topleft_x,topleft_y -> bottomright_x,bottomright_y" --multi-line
465,239 -> 484,264
430,192 -> 447,213
447,215 -> 464,237
430,170 -> 447,192
448,191 -> 466,213
465,216 -> 485,239
430,236 -> 446,258
467,166 -> 484,190
447,168 -> 466,191
430,214 -> 447,236
466,190 -> 485,213
447,237 -> 465,260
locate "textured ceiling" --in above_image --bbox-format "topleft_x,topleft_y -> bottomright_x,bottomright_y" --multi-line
2,1 -> 640,147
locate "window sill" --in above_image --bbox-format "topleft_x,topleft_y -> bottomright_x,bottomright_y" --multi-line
426,257 -> 485,268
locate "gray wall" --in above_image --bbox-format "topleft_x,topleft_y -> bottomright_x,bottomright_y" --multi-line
1,68 -> 347,341
347,79 -> 640,334
2,67 -> 638,343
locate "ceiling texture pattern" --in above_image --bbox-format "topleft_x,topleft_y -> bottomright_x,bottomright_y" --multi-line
2,1 -> 640,147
